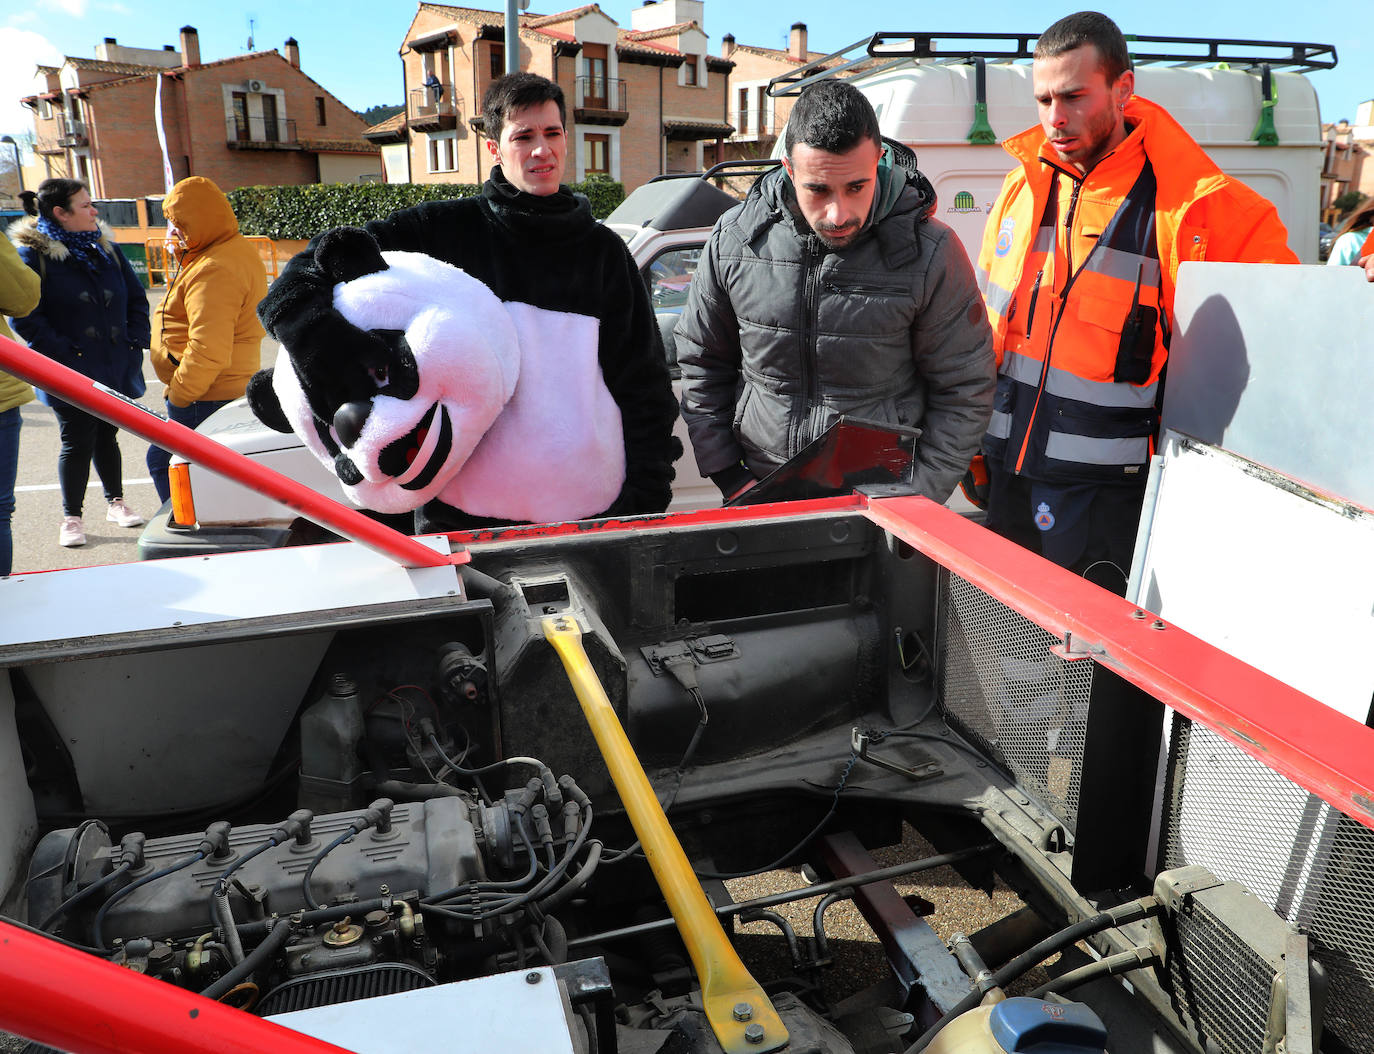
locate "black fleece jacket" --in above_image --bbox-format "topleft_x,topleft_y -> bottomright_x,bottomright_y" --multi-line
258,168 -> 680,530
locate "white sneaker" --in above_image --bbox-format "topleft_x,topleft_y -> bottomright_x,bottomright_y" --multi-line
59,516 -> 86,547
106,498 -> 145,528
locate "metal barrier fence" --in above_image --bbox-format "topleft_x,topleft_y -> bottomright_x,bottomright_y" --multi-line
144,236 -> 279,286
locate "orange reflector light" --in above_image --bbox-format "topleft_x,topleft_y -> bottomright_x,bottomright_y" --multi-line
169,463 -> 196,526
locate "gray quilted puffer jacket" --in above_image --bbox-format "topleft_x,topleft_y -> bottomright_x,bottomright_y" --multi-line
676,142 -> 995,502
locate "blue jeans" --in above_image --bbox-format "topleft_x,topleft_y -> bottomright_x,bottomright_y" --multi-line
0,407 -> 20,576
147,399 -> 231,504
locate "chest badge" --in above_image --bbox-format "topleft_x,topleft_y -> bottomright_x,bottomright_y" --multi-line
995,218 -> 1016,257
1034,502 -> 1055,531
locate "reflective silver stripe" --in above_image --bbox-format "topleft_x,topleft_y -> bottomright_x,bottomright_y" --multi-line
1001,350 -> 1157,408
1045,369 -> 1158,408
1082,245 -> 1161,288
976,265 -> 988,294
1032,225 -> 1054,254
1000,350 -> 1044,386
986,409 -> 1011,439
984,278 -> 1013,317
1045,431 -> 1149,466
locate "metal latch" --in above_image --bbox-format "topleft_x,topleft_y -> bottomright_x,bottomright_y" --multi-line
852,729 -> 942,782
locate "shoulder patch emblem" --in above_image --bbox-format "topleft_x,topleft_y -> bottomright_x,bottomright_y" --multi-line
995,218 -> 1016,257
1034,501 -> 1055,531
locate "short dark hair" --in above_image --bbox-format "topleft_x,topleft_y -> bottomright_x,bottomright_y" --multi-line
1034,11 -> 1132,85
783,80 -> 881,158
32,178 -> 88,221
481,72 -> 566,143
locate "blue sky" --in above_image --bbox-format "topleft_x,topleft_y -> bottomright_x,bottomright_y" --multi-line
2,0 -> 1368,142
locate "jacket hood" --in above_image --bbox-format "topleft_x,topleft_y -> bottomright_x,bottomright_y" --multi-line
760,137 -> 936,240
1004,95 -> 1228,206
8,215 -> 118,260
163,176 -> 239,251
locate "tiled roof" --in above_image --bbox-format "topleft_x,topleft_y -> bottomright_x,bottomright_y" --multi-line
65,56 -> 167,76
617,36 -> 682,59
663,117 -> 734,139
36,65 -> 59,75
623,22 -> 698,43
299,138 -> 380,154
525,4 -> 601,28
366,112 -> 407,135
726,43 -> 831,63
416,3 -> 576,46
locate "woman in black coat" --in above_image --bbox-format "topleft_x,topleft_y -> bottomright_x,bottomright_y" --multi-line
10,179 -> 149,548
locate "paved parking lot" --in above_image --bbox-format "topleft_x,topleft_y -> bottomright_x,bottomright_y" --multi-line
7,285 -> 280,575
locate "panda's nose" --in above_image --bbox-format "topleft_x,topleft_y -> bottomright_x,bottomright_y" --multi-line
333,401 -> 372,448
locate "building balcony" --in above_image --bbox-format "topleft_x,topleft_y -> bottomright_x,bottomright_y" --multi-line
1322,156 -> 1357,182
34,138 -> 63,156
573,77 -> 629,126
226,116 -> 300,150
55,116 -> 87,148
730,108 -> 779,142
409,87 -> 461,133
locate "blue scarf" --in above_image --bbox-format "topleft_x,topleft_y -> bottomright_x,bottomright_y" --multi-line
36,215 -> 107,271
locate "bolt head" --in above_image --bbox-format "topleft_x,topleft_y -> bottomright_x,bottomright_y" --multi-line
526,970 -> 542,984
744,1022 -> 766,1043
733,1002 -> 753,1021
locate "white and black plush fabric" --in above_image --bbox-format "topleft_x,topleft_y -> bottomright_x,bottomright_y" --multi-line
255,169 -> 680,532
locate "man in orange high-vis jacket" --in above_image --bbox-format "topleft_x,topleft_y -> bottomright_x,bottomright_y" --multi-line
976,11 -> 1297,593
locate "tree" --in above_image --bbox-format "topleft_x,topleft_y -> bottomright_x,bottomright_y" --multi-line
1333,190 -> 1365,215
359,105 -> 404,126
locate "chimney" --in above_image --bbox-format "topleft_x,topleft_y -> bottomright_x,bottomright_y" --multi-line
789,22 -> 807,62
721,33 -> 735,59
180,25 -> 200,68
104,37 -> 116,45
285,37 -> 300,68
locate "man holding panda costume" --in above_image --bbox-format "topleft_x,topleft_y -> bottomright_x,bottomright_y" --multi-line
256,72 -> 680,531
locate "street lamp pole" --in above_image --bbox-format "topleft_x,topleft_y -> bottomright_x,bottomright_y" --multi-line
0,136 -> 23,195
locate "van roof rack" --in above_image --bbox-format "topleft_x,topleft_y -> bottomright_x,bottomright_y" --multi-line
767,31 -> 1337,97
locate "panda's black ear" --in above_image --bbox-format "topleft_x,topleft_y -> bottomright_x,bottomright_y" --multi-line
314,227 -> 389,285
246,369 -> 293,433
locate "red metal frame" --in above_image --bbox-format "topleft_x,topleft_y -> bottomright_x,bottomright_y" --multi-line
0,919 -> 353,1053
864,494 -> 1374,829
0,335 -> 464,569
3,490 -> 1373,1049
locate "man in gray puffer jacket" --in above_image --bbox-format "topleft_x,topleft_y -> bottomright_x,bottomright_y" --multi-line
677,80 -> 995,502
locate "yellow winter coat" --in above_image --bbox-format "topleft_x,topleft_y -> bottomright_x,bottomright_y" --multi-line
151,177 -> 266,407
0,231 -> 39,414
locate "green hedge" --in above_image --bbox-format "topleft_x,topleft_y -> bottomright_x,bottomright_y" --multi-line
228,175 -> 625,240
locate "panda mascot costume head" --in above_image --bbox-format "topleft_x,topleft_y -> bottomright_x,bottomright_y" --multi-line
247,227 -> 625,524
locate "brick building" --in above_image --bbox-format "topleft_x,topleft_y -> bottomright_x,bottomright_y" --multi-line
395,0 -> 734,192
1321,100 -> 1374,223
22,28 -> 380,200
716,23 -> 833,166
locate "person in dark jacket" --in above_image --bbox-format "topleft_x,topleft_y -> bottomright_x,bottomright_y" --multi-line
675,80 -> 996,503
10,179 -> 150,547
257,72 -> 679,532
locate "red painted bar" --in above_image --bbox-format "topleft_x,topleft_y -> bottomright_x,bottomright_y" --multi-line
0,920 -> 353,1054
863,494 -> 1374,829
0,334 -> 463,569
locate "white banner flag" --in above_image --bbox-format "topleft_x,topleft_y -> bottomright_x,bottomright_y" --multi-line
154,73 -> 174,193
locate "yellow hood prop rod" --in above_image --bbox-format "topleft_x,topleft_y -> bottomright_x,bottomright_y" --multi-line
542,616 -> 790,1053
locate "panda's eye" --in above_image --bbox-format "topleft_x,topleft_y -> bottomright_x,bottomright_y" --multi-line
369,365 -> 389,388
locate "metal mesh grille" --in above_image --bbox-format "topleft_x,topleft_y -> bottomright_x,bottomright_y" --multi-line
257,962 -> 436,1017
1168,898 -> 1274,1054
938,572 -> 1093,829
1161,716 -> 1374,1052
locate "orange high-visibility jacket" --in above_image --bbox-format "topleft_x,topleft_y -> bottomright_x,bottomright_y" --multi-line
977,96 -> 1296,483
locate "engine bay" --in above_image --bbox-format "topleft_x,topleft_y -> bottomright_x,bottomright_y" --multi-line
1,502 -> 1369,1054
